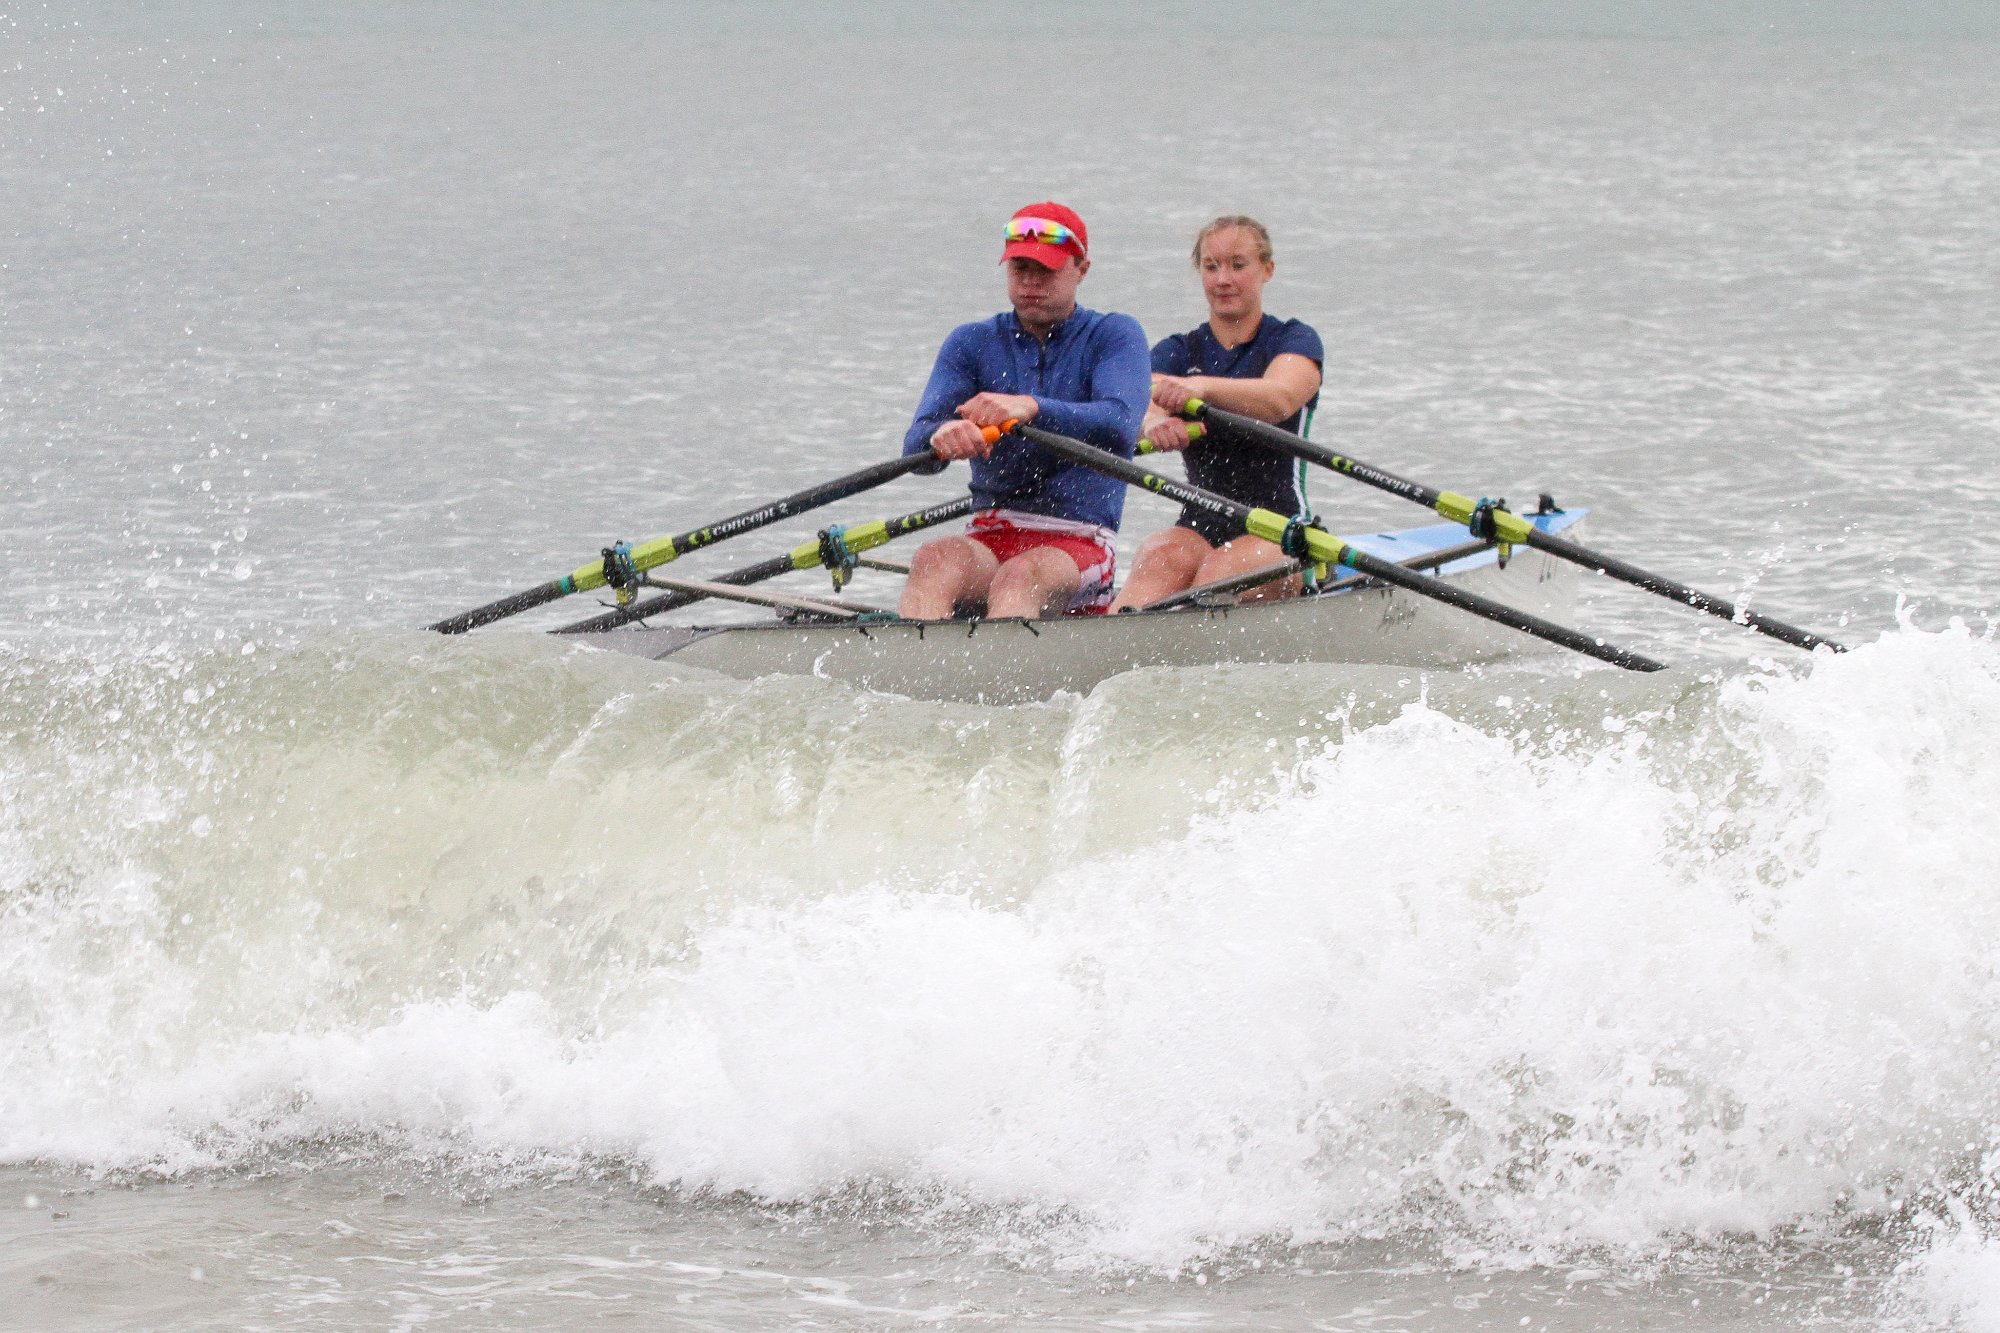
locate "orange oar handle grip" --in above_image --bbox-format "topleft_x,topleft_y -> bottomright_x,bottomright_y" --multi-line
978,417 -> 1023,444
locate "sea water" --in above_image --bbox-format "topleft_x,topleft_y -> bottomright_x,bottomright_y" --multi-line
5,4 -> 2000,1328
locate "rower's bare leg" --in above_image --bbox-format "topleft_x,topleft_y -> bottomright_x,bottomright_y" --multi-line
1108,526 -> 1212,612
899,535 -> 999,619
987,547 -> 1081,619
1196,533 -> 1302,602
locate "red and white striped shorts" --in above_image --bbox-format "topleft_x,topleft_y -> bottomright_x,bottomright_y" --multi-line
965,509 -> 1117,615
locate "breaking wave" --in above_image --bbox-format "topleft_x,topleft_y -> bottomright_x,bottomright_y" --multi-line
3,620 -> 1998,1284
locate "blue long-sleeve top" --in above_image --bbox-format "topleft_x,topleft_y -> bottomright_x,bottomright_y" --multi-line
901,306 -> 1150,531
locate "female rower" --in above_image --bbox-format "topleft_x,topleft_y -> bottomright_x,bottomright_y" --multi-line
1108,216 -> 1324,612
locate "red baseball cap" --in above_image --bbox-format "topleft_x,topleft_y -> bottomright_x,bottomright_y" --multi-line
1001,201 -> 1088,270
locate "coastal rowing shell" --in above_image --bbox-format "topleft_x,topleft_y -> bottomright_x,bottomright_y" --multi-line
584,512 -> 1586,704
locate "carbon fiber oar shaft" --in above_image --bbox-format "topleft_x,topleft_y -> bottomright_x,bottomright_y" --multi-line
552,495 -> 973,634
429,449 -> 939,635
1188,402 -> 1845,654
1019,424 -> 1666,673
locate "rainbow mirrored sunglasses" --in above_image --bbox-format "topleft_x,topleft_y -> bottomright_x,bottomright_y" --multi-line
1003,216 -> 1082,251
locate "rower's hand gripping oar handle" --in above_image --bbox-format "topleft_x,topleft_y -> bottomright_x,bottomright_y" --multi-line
776,425 -> 1012,597
1134,422 -> 1208,456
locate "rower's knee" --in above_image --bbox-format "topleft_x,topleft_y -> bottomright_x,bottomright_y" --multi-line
988,548 -> 1079,619
1200,535 -> 1301,602
1137,527 -> 1210,576
907,538 -> 969,581
1108,528 -> 1212,612
900,537 -> 996,618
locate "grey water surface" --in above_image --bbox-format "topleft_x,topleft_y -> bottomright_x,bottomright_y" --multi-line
5,4 -> 2000,1330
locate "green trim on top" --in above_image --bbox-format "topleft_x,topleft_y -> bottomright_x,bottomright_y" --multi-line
1295,404 -> 1315,514
1296,405 -> 1320,590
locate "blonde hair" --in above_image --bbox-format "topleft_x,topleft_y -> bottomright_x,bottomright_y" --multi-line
1191,215 -> 1274,266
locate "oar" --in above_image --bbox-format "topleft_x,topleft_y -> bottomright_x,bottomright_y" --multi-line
1181,401 -> 1846,654
428,449 -> 939,635
552,495 -> 973,634
1017,424 -> 1667,673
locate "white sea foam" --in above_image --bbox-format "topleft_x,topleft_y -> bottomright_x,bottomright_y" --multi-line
2,623 -> 1998,1271
1896,1184 -> 2000,1320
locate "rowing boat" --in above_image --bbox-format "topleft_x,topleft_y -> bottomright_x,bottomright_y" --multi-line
574,507 -> 1588,704
435,413 -> 1835,676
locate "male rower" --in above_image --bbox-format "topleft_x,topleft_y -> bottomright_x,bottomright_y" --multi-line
898,202 -> 1150,619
